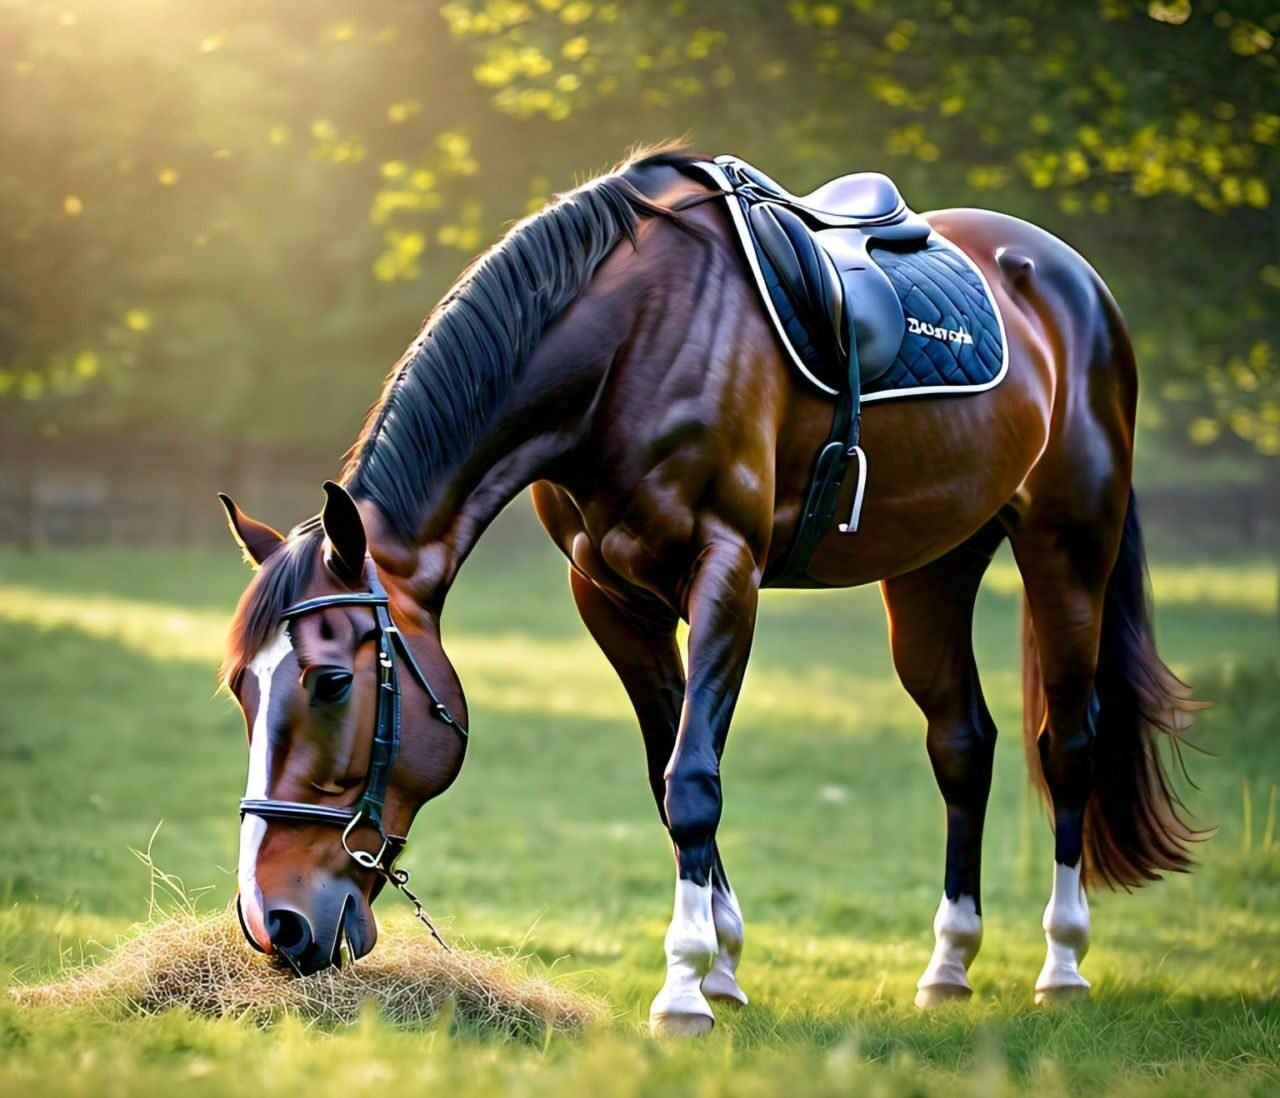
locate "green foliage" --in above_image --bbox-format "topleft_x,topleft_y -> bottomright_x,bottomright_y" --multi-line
1,533 -> 1278,1092
0,1 -> 1276,457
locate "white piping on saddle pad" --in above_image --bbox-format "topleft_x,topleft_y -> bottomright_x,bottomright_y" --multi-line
690,157 -> 1011,404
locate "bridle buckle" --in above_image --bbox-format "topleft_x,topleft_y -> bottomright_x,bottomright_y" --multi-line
341,811 -> 391,871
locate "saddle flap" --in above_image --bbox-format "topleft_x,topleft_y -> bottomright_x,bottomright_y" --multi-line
747,202 -> 845,363
820,232 -> 906,384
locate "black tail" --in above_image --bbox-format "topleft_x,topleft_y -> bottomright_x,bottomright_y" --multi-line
1022,489 -> 1210,889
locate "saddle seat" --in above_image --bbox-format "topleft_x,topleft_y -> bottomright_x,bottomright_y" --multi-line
803,171 -> 904,222
715,155 -> 932,388
736,161 -> 909,227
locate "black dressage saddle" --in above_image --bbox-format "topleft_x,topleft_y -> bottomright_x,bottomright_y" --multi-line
719,157 -> 932,390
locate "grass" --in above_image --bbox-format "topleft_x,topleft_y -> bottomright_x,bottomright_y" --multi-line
1,504 -> 1278,1096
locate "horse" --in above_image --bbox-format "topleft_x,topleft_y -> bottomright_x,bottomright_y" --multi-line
218,145 -> 1203,1035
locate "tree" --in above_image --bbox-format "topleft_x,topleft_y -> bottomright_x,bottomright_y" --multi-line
1,0 -> 1275,463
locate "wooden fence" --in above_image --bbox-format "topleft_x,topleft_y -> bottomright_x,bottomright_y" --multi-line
1,432 -> 1276,557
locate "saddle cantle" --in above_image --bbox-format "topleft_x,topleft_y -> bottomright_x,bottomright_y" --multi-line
687,154 -> 1008,587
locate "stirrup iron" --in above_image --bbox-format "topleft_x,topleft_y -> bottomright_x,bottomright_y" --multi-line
837,445 -> 868,534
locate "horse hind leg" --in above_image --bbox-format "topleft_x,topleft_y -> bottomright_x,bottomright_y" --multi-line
882,529 -> 1002,1008
1016,481 -> 1204,1003
1013,507 -> 1121,1003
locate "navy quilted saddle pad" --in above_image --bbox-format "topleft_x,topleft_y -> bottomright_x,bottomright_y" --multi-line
863,237 -> 1006,401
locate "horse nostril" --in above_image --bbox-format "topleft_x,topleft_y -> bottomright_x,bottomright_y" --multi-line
266,909 -> 312,955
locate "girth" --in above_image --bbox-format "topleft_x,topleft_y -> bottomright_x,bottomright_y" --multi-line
239,559 -> 467,872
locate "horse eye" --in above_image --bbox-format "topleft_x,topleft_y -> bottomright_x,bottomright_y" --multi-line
305,668 -> 354,706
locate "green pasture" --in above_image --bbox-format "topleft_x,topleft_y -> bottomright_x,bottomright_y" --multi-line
1,509 -> 1278,1096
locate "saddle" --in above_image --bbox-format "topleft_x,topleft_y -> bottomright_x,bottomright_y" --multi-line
718,156 -> 932,393
691,155 -> 933,585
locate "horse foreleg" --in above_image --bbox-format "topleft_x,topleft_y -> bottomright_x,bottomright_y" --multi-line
883,535 -> 1000,1007
566,565 -> 750,1029
701,849 -> 748,1006
652,539 -> 759,1036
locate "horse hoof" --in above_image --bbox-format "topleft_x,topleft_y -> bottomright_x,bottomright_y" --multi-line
1034,983 -> 1090,1006
701,971 -> 749,1006
914,983 -> 973,1009
650,1011 -> 715,1038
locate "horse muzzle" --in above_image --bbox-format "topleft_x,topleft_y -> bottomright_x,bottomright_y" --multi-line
236,885 -> 376,975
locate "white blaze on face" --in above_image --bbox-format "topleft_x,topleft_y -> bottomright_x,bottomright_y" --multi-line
237,626 -> 293,944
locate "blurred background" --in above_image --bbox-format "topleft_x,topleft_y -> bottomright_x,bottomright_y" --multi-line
0,0 -> 1275,546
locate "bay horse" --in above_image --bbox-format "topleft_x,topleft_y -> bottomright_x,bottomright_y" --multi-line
219,146 -> 1202,1034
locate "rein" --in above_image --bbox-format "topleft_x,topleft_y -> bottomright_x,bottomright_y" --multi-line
239,559 -> 465,951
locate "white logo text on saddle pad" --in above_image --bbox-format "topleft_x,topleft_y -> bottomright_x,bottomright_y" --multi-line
906,316 -> 974,345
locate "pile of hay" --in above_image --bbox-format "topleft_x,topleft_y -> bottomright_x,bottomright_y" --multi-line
11,910 -> 604,1040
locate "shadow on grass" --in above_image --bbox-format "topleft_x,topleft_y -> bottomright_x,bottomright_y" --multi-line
714,988 -> 1280,1081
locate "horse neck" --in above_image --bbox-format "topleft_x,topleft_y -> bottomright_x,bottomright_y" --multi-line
363,286 -> 640,607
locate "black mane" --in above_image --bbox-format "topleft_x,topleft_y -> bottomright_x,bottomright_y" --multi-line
341,146 -> 704,542
221,147 -> 704,681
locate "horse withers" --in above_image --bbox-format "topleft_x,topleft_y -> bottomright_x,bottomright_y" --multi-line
218,147 -> 1203,1032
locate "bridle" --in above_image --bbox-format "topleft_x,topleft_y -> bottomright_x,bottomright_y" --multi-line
238,558 -> 466,948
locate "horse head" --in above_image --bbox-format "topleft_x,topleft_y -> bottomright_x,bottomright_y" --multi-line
219,482 -> 467,974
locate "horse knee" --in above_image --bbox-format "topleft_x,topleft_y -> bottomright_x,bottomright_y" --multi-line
664,758 -> 722,851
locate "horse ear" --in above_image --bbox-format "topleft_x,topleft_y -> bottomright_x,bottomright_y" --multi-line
320,481 -> 366,584
218,493 -> 285,568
